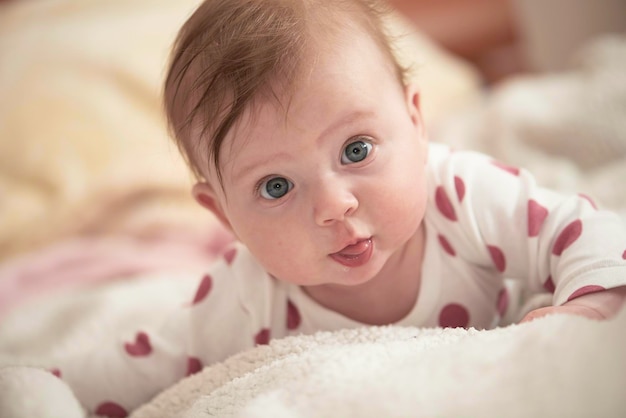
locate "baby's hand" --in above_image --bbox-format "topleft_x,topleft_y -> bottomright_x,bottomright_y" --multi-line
520,286 -> 626,323
0,366 -> 85,418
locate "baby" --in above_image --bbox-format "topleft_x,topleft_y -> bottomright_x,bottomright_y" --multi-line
26,0 -> 626,416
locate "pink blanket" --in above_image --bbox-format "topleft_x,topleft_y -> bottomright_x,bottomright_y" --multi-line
0,227 -> 233,319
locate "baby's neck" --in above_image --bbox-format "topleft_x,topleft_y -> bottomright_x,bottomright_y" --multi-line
303,227 -> 426,325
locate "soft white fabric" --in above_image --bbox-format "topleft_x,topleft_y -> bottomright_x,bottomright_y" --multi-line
3,308 -> 625,418
0,366 -> 85,418
162,309 -> 626,418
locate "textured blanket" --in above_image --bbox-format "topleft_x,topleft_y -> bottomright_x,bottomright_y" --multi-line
135,309 -> 626,418
2,307 -> 624,418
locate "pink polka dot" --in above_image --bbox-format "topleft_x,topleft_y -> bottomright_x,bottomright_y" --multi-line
254,328 -> 270,345
487,245 -> 506,273
527,199 -> 548,237
439,303 -> 470,328
95,402 -> 128,418
567,285 -> 606,302
552,219 -> 582,256
287,300 -> 301,330
578,193 -> 598,210
49,368 -> 61,378
192,274 -> 213,305
622,249 -> 626,260
497,288 -> 508,317
454,176 -> 465,202
435,186 -> 457,221
224,247 -> 237,265
543,275 -> 555,293
187,357 -> 203,376
124,332 -> 152,357
491,160 -> 520,176
437,234 -> 456,256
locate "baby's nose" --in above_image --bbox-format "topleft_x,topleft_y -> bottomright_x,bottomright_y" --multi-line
313,181 -> 359,226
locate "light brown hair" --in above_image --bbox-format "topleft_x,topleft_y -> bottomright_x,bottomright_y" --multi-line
164,0 -> 407,184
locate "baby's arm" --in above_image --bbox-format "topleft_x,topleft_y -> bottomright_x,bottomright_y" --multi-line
4,297 -> 196,417
430,145 -> 626,324
521,285 -> 626,322
12,248 -> 259,417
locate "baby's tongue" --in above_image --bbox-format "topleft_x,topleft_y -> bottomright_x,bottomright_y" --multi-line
339,239 -> 370,256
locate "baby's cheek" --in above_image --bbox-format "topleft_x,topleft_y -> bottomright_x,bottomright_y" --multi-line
246,227 -> 313,282
384,177 -> 427,237
383,170 -> 427,214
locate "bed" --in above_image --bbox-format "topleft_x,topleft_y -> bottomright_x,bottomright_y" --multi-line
1,0 -> 625,417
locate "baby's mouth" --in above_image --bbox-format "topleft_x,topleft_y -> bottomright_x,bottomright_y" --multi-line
329,238 -> 373,268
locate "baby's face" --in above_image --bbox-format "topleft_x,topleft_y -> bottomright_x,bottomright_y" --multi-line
201,29 -> 428,289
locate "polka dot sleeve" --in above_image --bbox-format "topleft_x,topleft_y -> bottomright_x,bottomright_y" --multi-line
428,144 -> 626,308
45,245 -> 273,417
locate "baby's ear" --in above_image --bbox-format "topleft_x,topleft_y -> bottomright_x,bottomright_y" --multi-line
405,84 -> 423,128
405,84 -> 428,162
192,182 -> 232,231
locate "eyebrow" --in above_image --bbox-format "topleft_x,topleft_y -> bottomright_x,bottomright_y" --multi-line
232,110 -> 376,182
233,151 -> 292,183
315,109 -> 376,146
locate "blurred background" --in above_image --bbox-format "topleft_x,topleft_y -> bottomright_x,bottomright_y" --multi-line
390,0 -> 626,83
0,0 -> 625,318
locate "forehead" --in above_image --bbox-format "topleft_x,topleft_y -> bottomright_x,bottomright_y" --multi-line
242,27 -> 397,130
216,28 -> 402,172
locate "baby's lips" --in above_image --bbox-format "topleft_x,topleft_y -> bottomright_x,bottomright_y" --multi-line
335,238 -> 371,257
329,238 -> 374,268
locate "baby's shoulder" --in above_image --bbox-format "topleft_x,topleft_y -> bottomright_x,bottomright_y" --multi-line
426,142 -> 492,173
195,243 -> 284,315
204,242 -> 275,293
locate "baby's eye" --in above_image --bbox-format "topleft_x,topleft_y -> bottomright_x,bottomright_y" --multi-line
341,139 -> 372,164
260,177 -> 293,200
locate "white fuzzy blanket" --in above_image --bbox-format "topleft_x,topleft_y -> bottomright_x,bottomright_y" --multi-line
137,310 -> 626,418
2,306 -> 625,418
